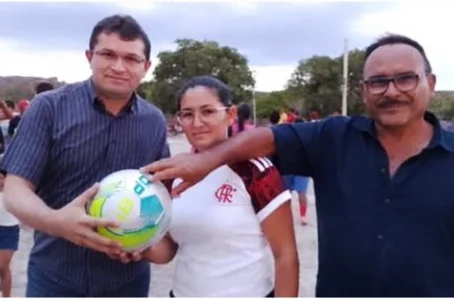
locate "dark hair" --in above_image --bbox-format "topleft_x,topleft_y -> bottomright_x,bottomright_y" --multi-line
176,76 -> 232,110
35,82 -> 54,94
364,33 -> 432,73
237,103 -> 251,132
294,117 -> 304,123
176,76 -> 233,136
5,100 -> 14,109
308,109 -> 321,121
269,110 -> 280,125
89,14 -> 151,60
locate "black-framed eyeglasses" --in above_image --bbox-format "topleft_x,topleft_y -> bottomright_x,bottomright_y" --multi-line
362,72 -> 426,95
176,107 -> 229,125
93,50 -> 146,67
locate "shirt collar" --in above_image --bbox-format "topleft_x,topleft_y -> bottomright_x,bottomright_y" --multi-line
85,78 -> 138,114
351,111 -> 454,153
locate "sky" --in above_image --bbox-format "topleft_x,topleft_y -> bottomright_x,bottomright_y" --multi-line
0,0 -> 452,92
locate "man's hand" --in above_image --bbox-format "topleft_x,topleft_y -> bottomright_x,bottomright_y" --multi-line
49,183 -> 122,255
140,152 -> 220,196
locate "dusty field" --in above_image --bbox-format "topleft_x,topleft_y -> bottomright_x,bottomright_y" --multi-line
10,135 -> 318,297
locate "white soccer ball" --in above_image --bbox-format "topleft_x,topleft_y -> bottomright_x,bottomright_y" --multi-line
87,169 -> 172,252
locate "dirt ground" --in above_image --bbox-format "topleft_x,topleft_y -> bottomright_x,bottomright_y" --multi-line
10,135 -> 318,297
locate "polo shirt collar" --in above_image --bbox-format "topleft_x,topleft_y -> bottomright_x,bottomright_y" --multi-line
351,111 -> 454,153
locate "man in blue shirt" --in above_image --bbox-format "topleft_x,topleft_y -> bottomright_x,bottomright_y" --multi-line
1,15 -> 169,297
143,34 -> 454,296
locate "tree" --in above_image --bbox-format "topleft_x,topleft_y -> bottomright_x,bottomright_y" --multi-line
137,80 -> 154,100
429,91 -> 454,120
255,90 -> 290,119
149,39 -> 255,114
286,49 -> 366,116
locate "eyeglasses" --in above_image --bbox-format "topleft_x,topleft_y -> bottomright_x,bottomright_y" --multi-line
93,50 -> 146,68
363,73 -> 425,95
176,107 -> 229,125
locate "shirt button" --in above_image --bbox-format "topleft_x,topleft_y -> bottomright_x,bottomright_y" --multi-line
380,168 -> 386,173
385,198 -> 390,203
377,234 -> 384,240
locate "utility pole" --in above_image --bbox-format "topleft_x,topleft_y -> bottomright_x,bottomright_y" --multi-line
342,38 -> 349,116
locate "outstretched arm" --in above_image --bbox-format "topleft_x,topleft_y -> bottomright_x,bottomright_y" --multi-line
142,127 -> 275,196
142,120 -> 330,196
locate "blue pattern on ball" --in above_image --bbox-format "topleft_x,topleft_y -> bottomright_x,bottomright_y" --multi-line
140,194 -> 164,226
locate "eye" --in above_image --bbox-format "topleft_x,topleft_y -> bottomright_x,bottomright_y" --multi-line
395,74 -> 418,85
368,78 -> 389,88
201,109 -> 218,117
180,111 -> 193,119
100,52 -> 115,59
125,56 -> 142,64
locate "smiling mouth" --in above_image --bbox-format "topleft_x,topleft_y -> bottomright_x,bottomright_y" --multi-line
379,103 -> 408,110
193,133 -> 209,137
107,76 -> 128,81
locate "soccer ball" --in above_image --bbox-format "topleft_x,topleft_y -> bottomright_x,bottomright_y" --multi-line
87,169 -> 172,252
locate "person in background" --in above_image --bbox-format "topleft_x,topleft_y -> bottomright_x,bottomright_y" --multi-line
268,109 -> 311,224
307,109 -> 321,122
143,76 -> 299,297
7,100 -> 29,137
0,101 -> 13,149
269,110 -> 280,126
0,164 -> 18,298
1,14 -> 169,297
231,103 -> 254,135
286,108 -> 297,123
331,109 -> 342,116
278,108 -> 288,124
35,82 -> 54,95
281,117 -> 311,225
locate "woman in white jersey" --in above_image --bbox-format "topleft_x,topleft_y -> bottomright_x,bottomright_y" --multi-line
0,170 -> 19,297
142,76 -> 299,297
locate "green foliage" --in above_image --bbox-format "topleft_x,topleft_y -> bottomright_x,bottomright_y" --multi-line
146,39 -> 255,114
255,90 -> 290,119
286,49 -> 365,117
429,92 -> 454,120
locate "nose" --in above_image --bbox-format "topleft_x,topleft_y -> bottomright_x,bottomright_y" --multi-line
192,112 -> 204,127
111,58 -> 126,73
384,80 -> 400,97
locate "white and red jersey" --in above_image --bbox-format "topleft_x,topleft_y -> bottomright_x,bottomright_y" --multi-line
167,157 -> 291,297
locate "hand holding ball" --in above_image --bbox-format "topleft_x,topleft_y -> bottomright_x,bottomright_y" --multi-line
87,169 -> 172,253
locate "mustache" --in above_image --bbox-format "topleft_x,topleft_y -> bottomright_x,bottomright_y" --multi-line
377,98 -> 409,109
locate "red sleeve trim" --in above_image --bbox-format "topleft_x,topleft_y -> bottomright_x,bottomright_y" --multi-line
230,157 -> 290,215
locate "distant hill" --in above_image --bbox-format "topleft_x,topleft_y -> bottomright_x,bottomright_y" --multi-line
435,90 -> 454,98
0,76 -> 66,102
0,75 -> 452,103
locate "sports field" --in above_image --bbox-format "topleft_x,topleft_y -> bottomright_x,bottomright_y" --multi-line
10,135 -> 318,297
